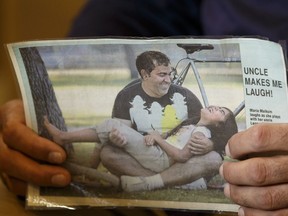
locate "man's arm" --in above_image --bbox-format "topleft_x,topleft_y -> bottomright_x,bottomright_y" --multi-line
0,100 -> 71,196
188,133 -> 214,155
182,87 -> 215,155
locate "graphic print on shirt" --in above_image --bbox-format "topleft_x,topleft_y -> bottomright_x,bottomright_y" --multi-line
129,95 -> 151,131
171,93 -> 188,120
129,93 -> 188,133
150,102 -> 163,132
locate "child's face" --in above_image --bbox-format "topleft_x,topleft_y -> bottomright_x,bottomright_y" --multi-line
201,106 -> 230,125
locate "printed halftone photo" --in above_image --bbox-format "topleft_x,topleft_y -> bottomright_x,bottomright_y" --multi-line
7,38 -> 288,213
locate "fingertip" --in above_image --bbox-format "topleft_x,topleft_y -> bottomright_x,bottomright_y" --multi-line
225,143 -> 231,157
219,164 -> 224,178
223,183 -> 231,198
51,173 -> 71,187
238,207 -> 245,216
6,177 -> 27,196
48,152 -> 65,164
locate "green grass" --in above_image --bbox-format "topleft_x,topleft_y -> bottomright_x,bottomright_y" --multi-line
49,73 -> 132,87
41,184 -> 232,205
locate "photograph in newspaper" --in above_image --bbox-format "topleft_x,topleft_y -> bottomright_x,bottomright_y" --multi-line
6,38 -> 288,213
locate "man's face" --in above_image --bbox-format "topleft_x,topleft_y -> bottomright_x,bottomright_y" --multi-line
143,64 -> 173,98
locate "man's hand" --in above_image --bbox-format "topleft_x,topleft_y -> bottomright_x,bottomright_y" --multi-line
108,128 -> 127,147
0,100 -> 71,196
188,132 -> 213,155
221,123 -> 288,215
144,135 -> 155,146
144,131 -> 162,146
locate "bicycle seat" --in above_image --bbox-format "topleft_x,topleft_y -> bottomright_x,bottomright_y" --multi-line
177,44 -> 214,54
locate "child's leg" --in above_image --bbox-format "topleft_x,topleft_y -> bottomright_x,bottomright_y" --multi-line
64,162 -> 120,188
44,116 -> 100,146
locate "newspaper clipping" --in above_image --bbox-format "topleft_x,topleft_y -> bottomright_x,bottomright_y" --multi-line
6,37 -> 288,213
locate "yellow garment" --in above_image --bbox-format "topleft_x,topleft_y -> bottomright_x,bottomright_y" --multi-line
161,104 -> 181,133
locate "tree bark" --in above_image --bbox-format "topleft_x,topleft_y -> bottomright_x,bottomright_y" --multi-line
20,47 -> 73,153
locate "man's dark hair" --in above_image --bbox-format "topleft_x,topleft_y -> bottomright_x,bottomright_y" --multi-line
136,51 -> 171,78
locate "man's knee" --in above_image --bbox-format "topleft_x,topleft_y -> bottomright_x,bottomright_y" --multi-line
100,145 -> 127,165
100,145 -> 116,164
204,151 -> 222,170
103,119 -> 121,130
100,145 -> 136,176
207,151 -> 222,161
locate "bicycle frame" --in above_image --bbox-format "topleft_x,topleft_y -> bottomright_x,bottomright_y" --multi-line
173,44 -> 245,117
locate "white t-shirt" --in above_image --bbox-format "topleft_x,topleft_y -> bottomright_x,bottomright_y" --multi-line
165,125 -> 211,149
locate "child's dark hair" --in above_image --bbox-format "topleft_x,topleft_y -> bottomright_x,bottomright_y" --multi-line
166,107 -> 238,155
206,108 -> 238,155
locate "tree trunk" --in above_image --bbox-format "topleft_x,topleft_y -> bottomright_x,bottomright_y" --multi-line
19,47 -> 73,153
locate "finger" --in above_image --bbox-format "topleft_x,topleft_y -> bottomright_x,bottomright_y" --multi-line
188,138 -> 204,147
226,123 -> 288,159
1,173 -> 27,196
190,151 -> 204,155
221,156 -> 288,186
110,128 -> 120,139
146,139 -> 154,146
149,137 -> 155,144
145,137 -> 150,145
191,133 -> 201,139
0,140 -> 71,189
1,101 -> 66,164
189,147 -> 205,154
110,136 -> 120,144
189,137 -> 203,145
0,99 -> 25,124
2,123 -> 67,164
190,149 -> 209,155
109,129 -> 126,146
239,206 -> 288,216
144,137 -> 148,145
188,143 -> 206,150
122,136 -> 127,145
224,183 -> 288,211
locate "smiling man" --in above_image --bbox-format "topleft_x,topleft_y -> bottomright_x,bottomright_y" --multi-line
112,51 -> 202,134
100,50 -> 221,191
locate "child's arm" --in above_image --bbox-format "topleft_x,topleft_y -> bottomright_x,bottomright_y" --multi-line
147,131 -> 193,163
